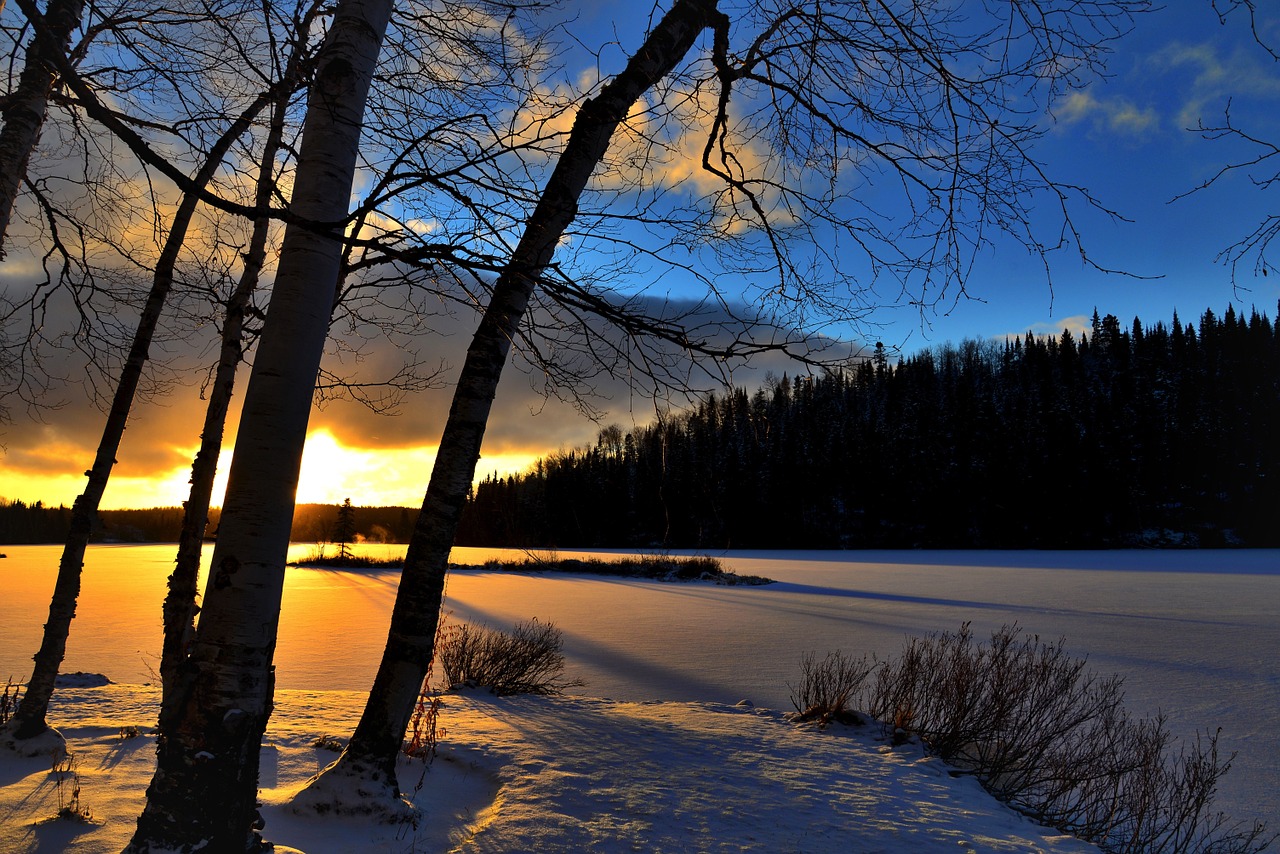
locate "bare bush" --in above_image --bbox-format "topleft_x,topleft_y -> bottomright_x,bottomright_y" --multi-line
788,650 -> 874,726
51,751 -> 91,823
1,678 -> 20,726
402,677 -> 445,763
864,623 -> 1272,854
438,618 -> 581,696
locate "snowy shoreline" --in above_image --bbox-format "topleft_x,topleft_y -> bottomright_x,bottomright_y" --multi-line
2,683 -> 1101,853
2,544 -> 1276,844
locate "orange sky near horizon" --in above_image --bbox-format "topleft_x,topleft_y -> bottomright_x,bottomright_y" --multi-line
0,428 -> 543,510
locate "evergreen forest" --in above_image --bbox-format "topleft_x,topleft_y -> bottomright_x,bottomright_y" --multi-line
4,305 -> 1276,550
456,305 -> 1280,549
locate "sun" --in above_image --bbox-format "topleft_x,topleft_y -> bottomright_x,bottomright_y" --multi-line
293,430 -> 542,508
294,430 -> 430,506
4,428 -> 544,510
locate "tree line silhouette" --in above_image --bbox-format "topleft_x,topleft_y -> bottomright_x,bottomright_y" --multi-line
0,501 -> 416,546
4,304 -> 1275,550
456,304 -> 1280,549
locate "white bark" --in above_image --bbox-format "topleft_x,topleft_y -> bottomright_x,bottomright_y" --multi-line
0,0 -> 84,257
160,13 -> 315,721
127,0 -> 394,849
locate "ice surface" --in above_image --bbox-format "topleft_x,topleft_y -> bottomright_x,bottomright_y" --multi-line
1,543 -> 1275,842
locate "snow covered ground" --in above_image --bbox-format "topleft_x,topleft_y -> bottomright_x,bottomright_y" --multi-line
1,545 -> 1276,852
2,684 -> 1100,853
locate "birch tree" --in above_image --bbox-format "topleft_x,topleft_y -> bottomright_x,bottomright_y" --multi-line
295,0 -> 729,812
0,0 -> 317,751
159,5 -> 323,713
124,0 -> 396,844
298,0 -> 1150,811
128,0 -> 556,838
0,0 -> 84,256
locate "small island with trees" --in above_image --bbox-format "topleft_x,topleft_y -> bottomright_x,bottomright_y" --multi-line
291,544 -> 775,586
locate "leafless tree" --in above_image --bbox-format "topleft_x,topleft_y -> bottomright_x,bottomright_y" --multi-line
124,0 -> 397,840
1177,2 -> 1280,285
0,0 -> 85,255
127,1 -> 556,849
0,0 -> 323,751
296,4 -> 733,815
158,0 -> 326,718
297,0 -> 1149,817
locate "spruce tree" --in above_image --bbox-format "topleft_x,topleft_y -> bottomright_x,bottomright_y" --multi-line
335,498 -> 357,560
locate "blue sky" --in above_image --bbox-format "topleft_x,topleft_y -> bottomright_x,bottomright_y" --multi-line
524,2 -> 1280,366
866,2 -> 1280,351
566,2 -> 1280,353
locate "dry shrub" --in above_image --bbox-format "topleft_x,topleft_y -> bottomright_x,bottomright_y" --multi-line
438,618 -> 580,696
864,623 -> 1272,854
51,750 -> 91,822
788,650 -> 874,726
312,734 -> 345,752
1,677 -> 22,725
403,677 -> 445,762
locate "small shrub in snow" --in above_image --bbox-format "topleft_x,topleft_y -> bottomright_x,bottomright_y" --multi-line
438,618 -> 580,696
468,553 -> 772,584
864,623 -> 1272,854
312,734 -> 345,752
403,679 -> 445,763
51,750 -> 92,823
787,650 -> 873,726
1,678 -> 20,726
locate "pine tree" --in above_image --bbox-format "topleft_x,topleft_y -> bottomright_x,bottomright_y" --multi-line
335,498 -> 357,560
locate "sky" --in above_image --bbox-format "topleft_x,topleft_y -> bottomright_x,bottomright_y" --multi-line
1,1 -> 1279,510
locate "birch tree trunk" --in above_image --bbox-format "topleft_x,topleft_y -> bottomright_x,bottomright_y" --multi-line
157,160 -> 271,720
127,0 -> 393,847
0,89 -> 278,751
295,0 -> 725,809
0,0 -> 83,257
159,20 -> 312,717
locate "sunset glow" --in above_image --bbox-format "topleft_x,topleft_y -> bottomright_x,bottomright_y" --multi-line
1,429 -> 543,511
293,430 -> 542,508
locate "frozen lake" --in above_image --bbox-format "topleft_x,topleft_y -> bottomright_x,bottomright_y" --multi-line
1,543 -> 1276,827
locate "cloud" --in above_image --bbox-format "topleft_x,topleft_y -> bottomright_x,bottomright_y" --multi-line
1055,22 -> 1280,142
310,285 -> 853,453
1150,40 -> 1280,129
3,273 -> 851,509
1011,314 -> 1093,341
1055,91 -> 1159,137
0,42 -> 860,509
